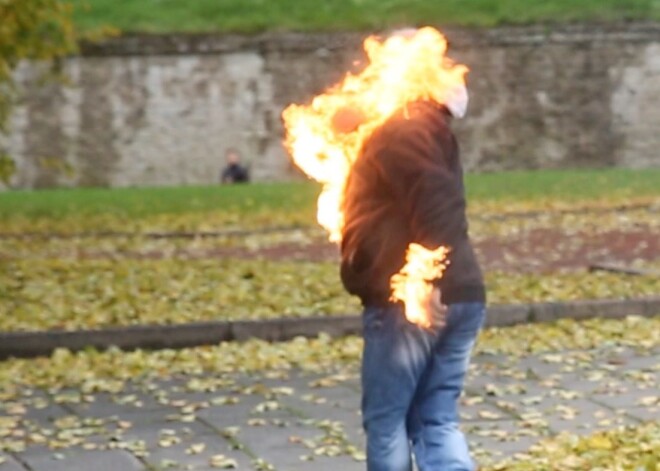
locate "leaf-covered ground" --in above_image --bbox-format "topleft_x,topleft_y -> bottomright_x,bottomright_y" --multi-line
0,192 -> 656,237
1,316 -> 657,391
483,422 -> 659,470
2,178 -> 658,468
1,257 -> 659,331
1,200 -> 657,259
1,190 -> 658,332
0,316 -> 658,469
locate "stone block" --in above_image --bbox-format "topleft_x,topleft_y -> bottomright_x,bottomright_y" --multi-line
141,433 -> 253,471
0,455 -> 28,471
18,449 -> 145,471
485,305 -> 530,327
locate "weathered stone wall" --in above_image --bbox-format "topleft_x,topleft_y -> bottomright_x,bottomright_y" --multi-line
1,23 -> 659,189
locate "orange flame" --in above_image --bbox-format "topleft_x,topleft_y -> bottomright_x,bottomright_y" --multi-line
282,27 -> 467,325
390,244 -> 450,328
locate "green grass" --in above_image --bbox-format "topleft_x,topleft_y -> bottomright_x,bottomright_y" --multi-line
464,168 -> 660,202
0,182 -> 318,221
0,169 -> 658,221
71,0 -> 660,34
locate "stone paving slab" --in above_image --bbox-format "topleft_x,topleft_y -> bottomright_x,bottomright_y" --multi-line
18,449 -> 144,471
235,422 -> 325,469
63,391 -> 173,418
281,455 -> 364,471
0,455 -> 27,471
2,345 -> 658,470
141,433 -> 253,471
120,418 -> 218,449
18,402 -> 70,427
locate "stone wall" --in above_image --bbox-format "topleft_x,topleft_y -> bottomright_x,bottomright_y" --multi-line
1,23 -> 659,189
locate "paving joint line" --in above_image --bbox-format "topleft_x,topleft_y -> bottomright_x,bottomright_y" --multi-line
583,396 -> 644,425
129,450 -> 154,471
481,403 -> 521,423
8,451 -> 32,471
194,415 -> 257,462
463,387 -> 524,422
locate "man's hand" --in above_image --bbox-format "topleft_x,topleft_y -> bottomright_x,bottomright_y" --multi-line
424,286 -> 447,332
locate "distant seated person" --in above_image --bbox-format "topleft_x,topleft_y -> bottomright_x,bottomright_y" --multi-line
220,148 -> 250,184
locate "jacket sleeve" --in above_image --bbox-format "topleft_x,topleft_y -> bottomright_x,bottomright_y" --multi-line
375,120 -> 467,250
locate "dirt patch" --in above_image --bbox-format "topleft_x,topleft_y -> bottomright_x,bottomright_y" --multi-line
12,227 -> 656,274
474,229 -> 658,273
215,228 -> 659,273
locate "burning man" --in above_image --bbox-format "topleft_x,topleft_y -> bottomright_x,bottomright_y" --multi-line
339,51 -> 485,471
282,27 -> 486,471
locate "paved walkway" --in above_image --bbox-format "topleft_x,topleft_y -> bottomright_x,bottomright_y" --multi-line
1,343 -> 658,471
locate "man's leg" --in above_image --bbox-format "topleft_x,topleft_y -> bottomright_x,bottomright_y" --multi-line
407,302 -> 485,471
361,305 -> 436,471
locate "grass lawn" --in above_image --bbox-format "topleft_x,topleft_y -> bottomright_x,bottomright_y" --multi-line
71,0 -> 659,33
0,168 -> 658,222
0,181 -> 318,221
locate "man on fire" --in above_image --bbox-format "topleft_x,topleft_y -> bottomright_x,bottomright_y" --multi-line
339,47 -> 485,471
284,27 -> 486,471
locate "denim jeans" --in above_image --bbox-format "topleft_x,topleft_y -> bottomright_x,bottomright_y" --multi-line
361,302 -> 486,471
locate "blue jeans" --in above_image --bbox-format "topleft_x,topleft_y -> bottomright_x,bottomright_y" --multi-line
361,302 -> 486,471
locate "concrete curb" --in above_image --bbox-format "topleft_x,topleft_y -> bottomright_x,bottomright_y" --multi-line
1,297 -> 658,360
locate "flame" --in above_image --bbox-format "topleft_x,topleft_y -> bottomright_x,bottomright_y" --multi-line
282,27 -> 467,325
389,244 -> 450,328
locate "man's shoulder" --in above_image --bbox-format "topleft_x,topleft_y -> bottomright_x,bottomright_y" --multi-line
383,101 -> 448,135
371,113 -> 439,154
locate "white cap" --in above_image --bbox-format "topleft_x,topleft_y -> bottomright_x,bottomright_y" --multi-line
444,83 -> 469,119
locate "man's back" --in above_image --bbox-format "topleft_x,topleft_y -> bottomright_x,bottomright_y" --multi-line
340,100 -> 484,306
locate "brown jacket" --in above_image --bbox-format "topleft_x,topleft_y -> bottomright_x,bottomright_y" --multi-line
340,101 -> 485,306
